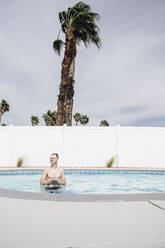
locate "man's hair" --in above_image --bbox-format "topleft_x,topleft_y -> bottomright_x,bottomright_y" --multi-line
51,153 -> 59,158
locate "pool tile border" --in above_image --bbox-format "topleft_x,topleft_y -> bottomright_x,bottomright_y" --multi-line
1,168 -> 165,176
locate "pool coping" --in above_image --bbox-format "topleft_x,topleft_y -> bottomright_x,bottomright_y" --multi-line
1,167 -> 165,202
1,167 -> 165,171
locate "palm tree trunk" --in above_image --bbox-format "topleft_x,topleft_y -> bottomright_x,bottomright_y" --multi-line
56,26 -> 76,126
65,58 -> 75,126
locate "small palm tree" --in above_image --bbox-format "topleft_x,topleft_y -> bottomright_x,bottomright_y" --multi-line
73,112 -> 81,126
0,99 -> 10,125
100,120 -> 109,126
42,114 -> 52,126
80,115 -> 89,126
53,2 -> 101,126
31,116 -> 39,126
107,156 -> 115,168
17,157 -> 24,167
42,110 -> 57,126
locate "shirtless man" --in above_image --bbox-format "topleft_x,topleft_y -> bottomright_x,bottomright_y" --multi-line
40,153 -> 66,186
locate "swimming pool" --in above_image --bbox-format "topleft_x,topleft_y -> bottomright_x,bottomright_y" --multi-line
0,169 -> 165,194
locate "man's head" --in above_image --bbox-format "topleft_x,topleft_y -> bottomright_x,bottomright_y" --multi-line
50,153 -> 59,166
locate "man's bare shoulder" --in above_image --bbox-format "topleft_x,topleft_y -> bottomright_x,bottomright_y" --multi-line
43,167 -> 49,173
59,167 -> 65,173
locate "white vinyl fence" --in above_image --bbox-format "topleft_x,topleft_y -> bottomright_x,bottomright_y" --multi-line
0,125 -> 165,168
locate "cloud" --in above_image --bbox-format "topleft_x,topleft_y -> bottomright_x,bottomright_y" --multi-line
119,105 -> 151,114
0,0 -> 165,126
126,115 -> 165,127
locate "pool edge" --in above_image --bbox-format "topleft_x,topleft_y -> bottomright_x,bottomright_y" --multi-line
1,187 -> 165,202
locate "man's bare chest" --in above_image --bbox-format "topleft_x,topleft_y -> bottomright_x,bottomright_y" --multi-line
47,168 -> 62,178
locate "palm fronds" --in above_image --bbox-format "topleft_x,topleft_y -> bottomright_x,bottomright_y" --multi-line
42,110 -> 57,126
53,39 -> 64,55
31,116 -> 39,126
56,2 -> 101,49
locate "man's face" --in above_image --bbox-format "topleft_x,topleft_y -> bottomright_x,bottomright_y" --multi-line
50,155 -> 58,166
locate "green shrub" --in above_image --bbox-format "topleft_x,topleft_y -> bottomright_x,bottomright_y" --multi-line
106,156 -> 115,167
17,158 -> 24,167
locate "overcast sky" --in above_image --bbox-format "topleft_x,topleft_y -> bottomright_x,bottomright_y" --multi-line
0,0 -> 165,126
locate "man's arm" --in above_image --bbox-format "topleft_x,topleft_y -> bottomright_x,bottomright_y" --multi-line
52,169 -> 66,185
40,169 -> 49,185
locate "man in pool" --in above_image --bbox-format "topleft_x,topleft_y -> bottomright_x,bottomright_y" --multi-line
40,153 -> 66,186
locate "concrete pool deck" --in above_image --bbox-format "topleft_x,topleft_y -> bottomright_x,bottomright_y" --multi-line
1,196 -> 165,248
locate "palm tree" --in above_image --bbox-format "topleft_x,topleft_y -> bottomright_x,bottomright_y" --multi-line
53,2 -> 101,126
100,120 -> 109,126
42,110 -> 57,126
31,116 -> 40,126
73,112 -> 81,126
80,115 -> 89,126
0,99 -> 10,125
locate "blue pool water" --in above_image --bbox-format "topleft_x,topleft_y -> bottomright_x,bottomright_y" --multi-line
0,170 -> 165,194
